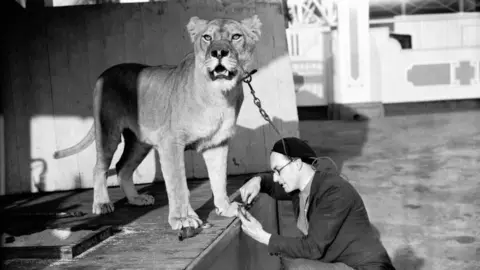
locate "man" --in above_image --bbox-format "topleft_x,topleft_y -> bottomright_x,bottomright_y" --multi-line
237,137 -> 396,270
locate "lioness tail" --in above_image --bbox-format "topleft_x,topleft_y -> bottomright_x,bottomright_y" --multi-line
53,125 -> 95,159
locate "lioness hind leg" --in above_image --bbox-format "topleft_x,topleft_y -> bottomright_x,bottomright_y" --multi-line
116,129 -> 154,206
156,140 -> 202,230
92,124 -> 121,215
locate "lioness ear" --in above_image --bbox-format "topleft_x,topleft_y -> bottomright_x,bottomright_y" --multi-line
241,15 -> 262,42
186,16 -> 208,43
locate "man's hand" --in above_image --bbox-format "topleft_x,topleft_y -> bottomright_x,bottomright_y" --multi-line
240,176 -> 261,204
237,207 -> 271,245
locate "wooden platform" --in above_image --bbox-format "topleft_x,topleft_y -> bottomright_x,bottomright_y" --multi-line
0,175 -> 252,269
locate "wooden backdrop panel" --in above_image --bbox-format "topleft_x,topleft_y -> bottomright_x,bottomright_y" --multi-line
1,0 -> 299,193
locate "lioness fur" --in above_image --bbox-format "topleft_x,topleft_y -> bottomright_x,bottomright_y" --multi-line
53,15 -> 262,230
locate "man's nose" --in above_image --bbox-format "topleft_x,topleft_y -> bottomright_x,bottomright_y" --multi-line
273,173 -> 279,182
211,49 -> 229,59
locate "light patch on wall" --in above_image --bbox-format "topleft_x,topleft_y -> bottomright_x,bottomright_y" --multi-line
30,116 -> 92,192
407,63 -> 451,87
454,61 -> 475,86
349,5 -> 359,81
30,116 -> 158,192
477,61 -> 480,84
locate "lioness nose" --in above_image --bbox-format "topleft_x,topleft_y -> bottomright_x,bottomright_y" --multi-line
211,49 -> 229,59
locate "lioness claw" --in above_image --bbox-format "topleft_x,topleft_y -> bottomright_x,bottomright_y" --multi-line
169,216 -> 203,231
92,202 -> 114,215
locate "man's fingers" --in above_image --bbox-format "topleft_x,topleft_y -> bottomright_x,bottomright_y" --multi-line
240,188 -> 246,202
238,209 -> 248,223
245,193 -> 252,204
247,193 -> 256,204
243,209 -> 254,220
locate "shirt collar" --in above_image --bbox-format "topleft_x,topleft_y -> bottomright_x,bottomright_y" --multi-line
299,174 -> 314,198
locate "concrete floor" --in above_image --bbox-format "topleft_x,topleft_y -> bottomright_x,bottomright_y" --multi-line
2,110 -> 480,270
294,110 -> 480,270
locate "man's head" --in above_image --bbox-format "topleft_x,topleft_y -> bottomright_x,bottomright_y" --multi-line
186,15 -> 262,91
269,137 -> 317,193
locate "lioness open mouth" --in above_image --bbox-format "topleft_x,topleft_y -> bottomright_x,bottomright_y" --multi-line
209,65 -> 236,81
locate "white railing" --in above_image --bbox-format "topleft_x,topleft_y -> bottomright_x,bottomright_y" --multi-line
378,45 -> 480,103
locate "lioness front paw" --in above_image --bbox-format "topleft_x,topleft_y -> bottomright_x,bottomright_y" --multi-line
215,201 -> 240,217
169,213 -> 203,231
92,202 -> 114,214
128,194 -> 155,206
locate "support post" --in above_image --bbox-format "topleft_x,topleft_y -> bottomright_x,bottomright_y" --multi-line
0,115 -> 4,195
330,0 -> 384,120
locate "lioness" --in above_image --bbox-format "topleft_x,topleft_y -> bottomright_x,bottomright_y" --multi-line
53,15 -> 262,230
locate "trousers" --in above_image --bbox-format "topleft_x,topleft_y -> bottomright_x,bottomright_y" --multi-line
282,257 -> 354,270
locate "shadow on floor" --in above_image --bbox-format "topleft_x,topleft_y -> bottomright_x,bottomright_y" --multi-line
391,245 -> 425,270
299,104 -> 370,175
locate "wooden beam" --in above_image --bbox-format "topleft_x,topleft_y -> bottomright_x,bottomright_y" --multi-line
0,226 -> 116,260
0,115 -> 4,195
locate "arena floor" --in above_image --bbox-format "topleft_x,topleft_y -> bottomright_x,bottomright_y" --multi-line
291,109 -> 480,270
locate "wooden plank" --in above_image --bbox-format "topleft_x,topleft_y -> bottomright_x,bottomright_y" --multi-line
5,7 -> 33,193
102,4 -> 127,68
26,9 -> 58,193
85,5 -> 108,92
0,4 -> 18,195
124,3 -> 146,63
141,2 -> 167,66
0,115 -> 4,195
66,7 -> 96,189
0,226 -> 115,260
48,7 -> 83,190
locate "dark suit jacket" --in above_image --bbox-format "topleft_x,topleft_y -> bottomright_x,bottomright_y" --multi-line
256,171 -> 396,270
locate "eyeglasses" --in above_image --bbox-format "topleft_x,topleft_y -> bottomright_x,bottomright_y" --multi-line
272,158 -> 297,175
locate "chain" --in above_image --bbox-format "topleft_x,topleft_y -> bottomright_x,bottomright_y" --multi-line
242,70 -> 288,155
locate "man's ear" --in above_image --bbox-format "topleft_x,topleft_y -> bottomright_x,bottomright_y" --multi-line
186,16 -> 208,43
241,14 -> 262,42
295,158 -> 303,170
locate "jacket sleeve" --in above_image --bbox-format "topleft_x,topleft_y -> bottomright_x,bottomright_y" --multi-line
254,172 -> 293,201
267,185 -> 353,259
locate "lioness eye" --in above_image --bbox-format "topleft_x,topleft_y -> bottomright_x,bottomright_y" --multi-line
232,34 -> 242,40
202,35 -> 212,41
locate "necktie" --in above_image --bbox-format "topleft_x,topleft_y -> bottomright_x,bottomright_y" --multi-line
297,194 -> 309,235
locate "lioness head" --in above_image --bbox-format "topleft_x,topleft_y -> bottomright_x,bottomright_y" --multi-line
186,15 -> 262,90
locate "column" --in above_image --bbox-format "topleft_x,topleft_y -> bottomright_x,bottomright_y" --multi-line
330,0 -> 383,120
